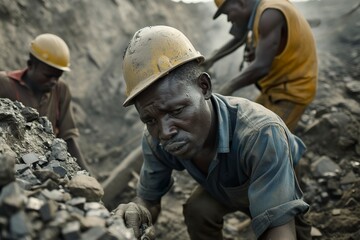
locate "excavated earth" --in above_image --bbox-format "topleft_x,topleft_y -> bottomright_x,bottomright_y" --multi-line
0,0 -> 359,239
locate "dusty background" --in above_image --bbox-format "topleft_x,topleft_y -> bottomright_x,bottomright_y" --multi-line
0,0 -> 359,239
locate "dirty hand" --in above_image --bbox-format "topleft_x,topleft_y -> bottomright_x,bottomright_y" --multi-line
114,202 -> 153,238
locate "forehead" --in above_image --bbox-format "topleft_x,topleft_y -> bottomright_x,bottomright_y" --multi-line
36,62 -> 63,75
135,75 -> 193,110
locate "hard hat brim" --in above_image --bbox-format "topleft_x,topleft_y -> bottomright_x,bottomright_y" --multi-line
122,56 -> 204,107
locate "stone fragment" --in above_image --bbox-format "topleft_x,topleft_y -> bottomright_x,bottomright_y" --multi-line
33,168 -> 61,183
0,182 -> 26,215
67,197 -> 86,209
9,210 -> 32,238
21,107 -> 39,122
19,168 -> 41,185
14,164 -> 29,174
80,216 -> 106,229
67,175 -> 104,202
346,81 -> 360,94
40,200 -> 58,222
0,141 -> 16,186
310,226 -> 322,237
53,165 -> 68,177
39,116 -> 53,134
21,152 -> 40,165
341,171 -> 360,185
26,197 -> 45,211
311,156 -> 341,178
51,138 -> 68,161
62,221 -> 81,240
41,189 -> 65,202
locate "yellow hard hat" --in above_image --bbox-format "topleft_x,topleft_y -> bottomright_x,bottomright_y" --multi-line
29,33 -> 71,71
122,25 -> 204,107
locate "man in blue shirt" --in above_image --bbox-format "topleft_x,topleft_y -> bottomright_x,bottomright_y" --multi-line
114,25 -> 309,240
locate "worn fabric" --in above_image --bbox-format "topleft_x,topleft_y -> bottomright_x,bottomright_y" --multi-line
255,93 -> 307,132
0,69 -> 79,140
138,93 -> 309,238
253,0 -> 318,105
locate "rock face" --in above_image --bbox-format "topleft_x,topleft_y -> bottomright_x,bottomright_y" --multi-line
0,98 -> 135,239
0,0 -> 212,177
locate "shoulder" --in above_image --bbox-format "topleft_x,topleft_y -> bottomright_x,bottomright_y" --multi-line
0,71 -> 9,81
215,94 -> 283,129
55,79 -> 72,97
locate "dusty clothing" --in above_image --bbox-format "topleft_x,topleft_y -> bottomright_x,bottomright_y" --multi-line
253,0 -> 318,105
0,69 -> 79,140
139,94 -> 309,238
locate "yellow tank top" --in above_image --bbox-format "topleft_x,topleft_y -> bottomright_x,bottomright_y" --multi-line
253,0 -> 318,104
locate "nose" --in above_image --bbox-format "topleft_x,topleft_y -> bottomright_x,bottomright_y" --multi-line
159,116 -> 177,141
50,76 -> 59,84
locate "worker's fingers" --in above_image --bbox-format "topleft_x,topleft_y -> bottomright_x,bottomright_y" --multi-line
124,208 -> 142,238
112,203 -> 129,219
141,225 -> 156,240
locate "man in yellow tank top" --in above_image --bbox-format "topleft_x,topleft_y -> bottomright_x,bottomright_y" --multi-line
205,0 -> 318,132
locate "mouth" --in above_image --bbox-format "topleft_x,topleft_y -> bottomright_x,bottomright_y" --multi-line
163,141 -> 187,155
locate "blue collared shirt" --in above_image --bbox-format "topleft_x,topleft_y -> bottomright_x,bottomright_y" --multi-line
138,93 -> 309,237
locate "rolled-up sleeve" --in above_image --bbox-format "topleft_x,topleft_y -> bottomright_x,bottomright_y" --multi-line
244,124 -> 309,237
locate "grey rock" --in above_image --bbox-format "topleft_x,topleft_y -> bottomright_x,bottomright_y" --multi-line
67,175 -> 104,202
311,156 -> 341,178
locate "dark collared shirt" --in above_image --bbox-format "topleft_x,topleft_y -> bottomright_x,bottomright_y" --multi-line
138,93 -> 309,237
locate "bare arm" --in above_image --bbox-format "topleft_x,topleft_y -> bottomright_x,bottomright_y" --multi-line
202,37 -> 245,71
259,218 -> 296,240
218,9 -> 286,95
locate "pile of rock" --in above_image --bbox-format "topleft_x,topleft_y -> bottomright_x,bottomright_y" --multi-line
0,98 -> 135,240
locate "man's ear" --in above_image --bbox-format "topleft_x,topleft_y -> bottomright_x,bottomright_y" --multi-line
197,72 -> 212,100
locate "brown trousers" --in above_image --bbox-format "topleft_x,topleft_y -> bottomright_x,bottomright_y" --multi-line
183,186 -> 312,240
255,94 -> 308,132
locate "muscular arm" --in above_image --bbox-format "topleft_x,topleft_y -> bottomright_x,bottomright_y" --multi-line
218,9 -> 286,95
259,218 -> 296,240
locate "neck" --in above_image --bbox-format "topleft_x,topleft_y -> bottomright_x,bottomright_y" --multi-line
193,98 -> 218,174
23,72 -> 43,97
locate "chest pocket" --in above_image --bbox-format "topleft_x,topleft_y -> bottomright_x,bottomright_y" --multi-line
219,179 -> 250,213
220,180 -> 250,215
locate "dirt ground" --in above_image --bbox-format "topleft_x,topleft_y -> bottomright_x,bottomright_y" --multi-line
0,0 -> 359,239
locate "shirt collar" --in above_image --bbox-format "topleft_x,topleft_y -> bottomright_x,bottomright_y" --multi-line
211,93 -> 232,153
7,69 -> 28,86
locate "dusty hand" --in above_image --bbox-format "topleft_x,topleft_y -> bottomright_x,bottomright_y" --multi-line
114,202 -> 153,238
